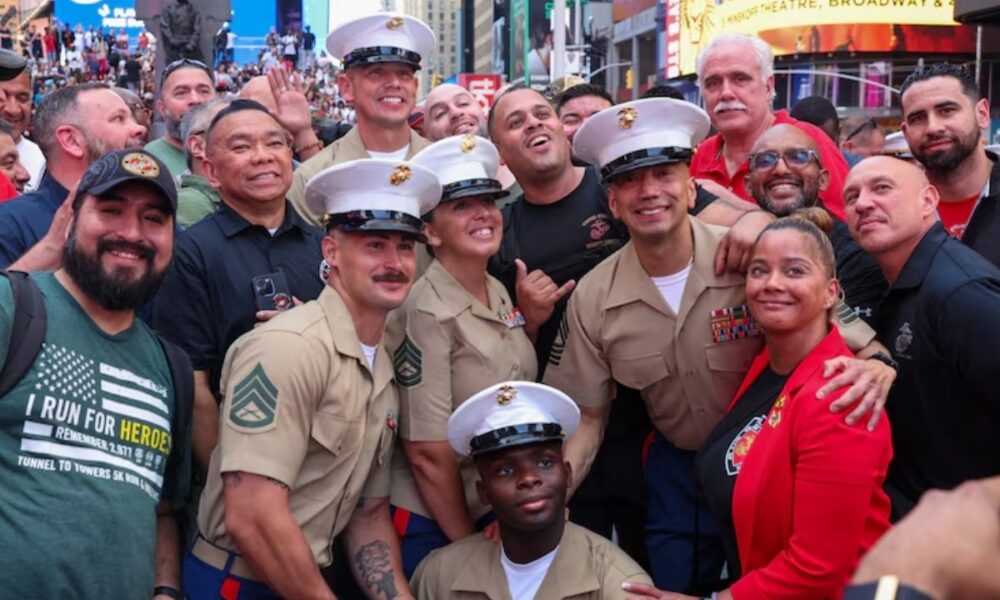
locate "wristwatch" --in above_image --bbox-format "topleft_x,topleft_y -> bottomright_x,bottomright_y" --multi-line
843,576 -> 934,600
866,350 -> 899,371
153,586 -> 185,600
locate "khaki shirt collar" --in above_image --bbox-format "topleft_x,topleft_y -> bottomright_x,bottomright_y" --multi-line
449,524 -> 603,598
425,259 -> 510,323
605,217 -> 744,319
343,125 -> 429,160
317,285 -> 394,396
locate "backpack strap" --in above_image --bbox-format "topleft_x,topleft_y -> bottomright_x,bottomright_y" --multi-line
155,334 -> 194,510
0,270 -> 47,398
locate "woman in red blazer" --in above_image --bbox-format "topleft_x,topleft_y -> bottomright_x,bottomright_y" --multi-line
626,212 -> 893,600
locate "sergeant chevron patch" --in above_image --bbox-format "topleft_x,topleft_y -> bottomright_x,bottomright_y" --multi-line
393,335 -> 423,387
229,363 -> 278,428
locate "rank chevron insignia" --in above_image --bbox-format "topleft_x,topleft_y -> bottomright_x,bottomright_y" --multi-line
393,335 -> 423,387
229,363 -> 279,428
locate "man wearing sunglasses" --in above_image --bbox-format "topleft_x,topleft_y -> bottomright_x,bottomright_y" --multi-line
691,33 -> 850,220
746,124 -> 886,325
146,58 -> 216,178
840,117 -> 885,161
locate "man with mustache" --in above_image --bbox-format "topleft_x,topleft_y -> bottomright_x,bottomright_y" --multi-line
691,33 -> 850,219
746,124 -> 886,323
184,158 -> 440,599
287,13 -> 435,227
843,156 -> 1000,519
900,62 -> 1000,268
0,148 -> 191,600
411,381 -> 653,599
153,100 -> 325,471
145,58 -> 217,178
0,83 -> 147,270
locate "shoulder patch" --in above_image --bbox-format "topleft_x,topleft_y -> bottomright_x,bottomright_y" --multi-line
833,300 -> 859,326
229,363 -> 278,428
548,313 -> 569,367
393,335 -> 423,387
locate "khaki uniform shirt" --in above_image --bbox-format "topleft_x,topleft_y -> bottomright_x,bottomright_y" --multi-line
544,218 -> 874,451
386,260 -> 536,519
198,286 -> 398,566
411,522 -> 652,600
288,127 -> 431,227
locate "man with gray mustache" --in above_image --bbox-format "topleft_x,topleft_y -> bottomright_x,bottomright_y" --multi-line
690,33 -> 851,220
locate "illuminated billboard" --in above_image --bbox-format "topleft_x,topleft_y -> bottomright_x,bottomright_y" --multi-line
665,0 -> 969,77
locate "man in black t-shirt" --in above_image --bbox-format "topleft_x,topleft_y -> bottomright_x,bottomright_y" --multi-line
747,124 -> 886,324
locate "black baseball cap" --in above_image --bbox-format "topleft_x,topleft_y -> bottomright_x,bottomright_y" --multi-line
77,150 -> 178,214
0,49 -> 26,81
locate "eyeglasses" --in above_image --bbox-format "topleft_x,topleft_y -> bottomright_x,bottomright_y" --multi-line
748,149 -> 820,171
160,58 -> 212,87
844,118 -> 878,143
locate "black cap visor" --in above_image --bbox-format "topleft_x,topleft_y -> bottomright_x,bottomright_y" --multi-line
325,210 -> 426,242
344,47 -> 422,69
469,423 -> 564,457
602,147 -> 693,182
82,177 -> 177,214
441,178 -> 509,203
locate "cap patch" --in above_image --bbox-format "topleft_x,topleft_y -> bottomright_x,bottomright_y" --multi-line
496,384 -> 517,406
460,134 -> 477,153
386,16 -> 405,30
390,164 -> 412,186
617,107 -> 638,130
121,152 -> 161,178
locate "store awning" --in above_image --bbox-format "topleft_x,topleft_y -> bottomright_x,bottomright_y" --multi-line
956,0 -> 1000,23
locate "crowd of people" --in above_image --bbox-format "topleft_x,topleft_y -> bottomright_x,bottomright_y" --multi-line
0,9 -> 998,600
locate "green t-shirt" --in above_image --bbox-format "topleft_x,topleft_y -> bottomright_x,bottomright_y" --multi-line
177,173 -> 221,229
0,273 -> 178,599
144,137 -> 187,179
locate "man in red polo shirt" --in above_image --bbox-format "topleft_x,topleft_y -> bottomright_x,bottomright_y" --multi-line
691,33 -> 849,220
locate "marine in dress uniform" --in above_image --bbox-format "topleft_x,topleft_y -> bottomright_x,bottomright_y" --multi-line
288,13 -> 435,226
411,381 -> 652,600
543,98 -> 878,593
385,135 -> 538,576
183,159 -> 441,600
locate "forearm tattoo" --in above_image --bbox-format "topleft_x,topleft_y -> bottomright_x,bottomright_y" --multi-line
354,540 -> 400,599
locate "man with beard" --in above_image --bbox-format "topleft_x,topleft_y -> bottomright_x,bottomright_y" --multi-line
184,159 -> 438,599
747,124 -> 886,323
411,381 -> 653,598
843,156 -> 1000,519
287,13 -> 435,226
691,33 -> 850,219
0,83 -> 147,270
0,148 -> 191,600
900,63 -> 1000,268
145,58 -> 216,177
154,100 -> 325,471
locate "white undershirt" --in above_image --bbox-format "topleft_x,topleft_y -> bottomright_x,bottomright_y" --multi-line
367,145 -> 409,161
501,545 -> 559,600
360,343 -> 378,370
650,262 -> 692,314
